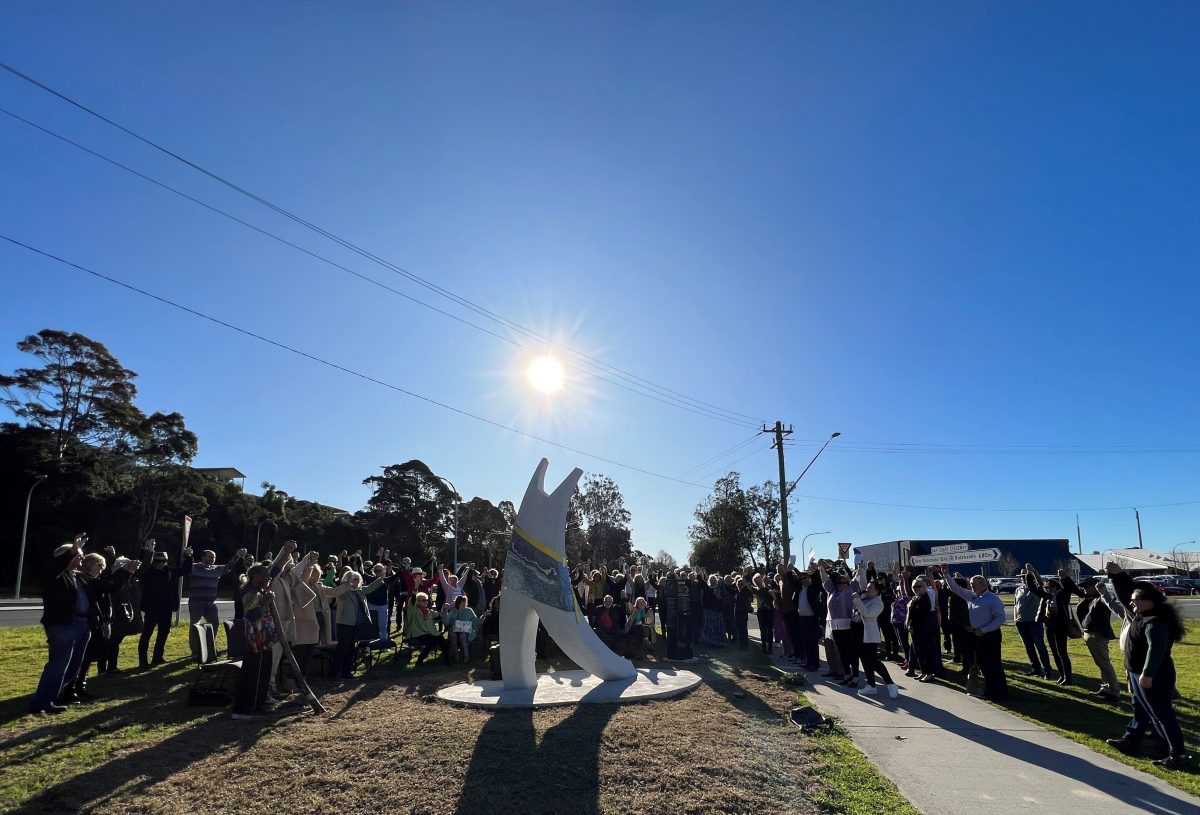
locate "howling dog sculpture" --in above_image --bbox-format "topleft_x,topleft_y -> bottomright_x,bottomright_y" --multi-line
500,459 -> 637,690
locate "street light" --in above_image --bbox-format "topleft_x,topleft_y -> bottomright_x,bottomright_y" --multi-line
15,474 -> 48,599
779,431 -> 841,564
255,518 -> 277,561
785,432 -> 842,500
800,531 -> 831,569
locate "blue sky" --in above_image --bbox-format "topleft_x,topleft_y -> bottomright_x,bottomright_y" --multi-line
2,3 -> 1197,563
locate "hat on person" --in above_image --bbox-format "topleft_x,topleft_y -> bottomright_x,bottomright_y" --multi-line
410,567 -> 426,575
153,551 -> 169,562
1080,576 -> 1099,587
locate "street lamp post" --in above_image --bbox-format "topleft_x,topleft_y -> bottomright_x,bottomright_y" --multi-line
15,474 -> 48,599
800,531 -> 831,569
255,518 -> 277,561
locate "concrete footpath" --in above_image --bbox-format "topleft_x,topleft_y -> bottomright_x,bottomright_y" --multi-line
748,627 -> 1197,814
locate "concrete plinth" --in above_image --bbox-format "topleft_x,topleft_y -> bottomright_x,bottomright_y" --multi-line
435,668 -> 702,709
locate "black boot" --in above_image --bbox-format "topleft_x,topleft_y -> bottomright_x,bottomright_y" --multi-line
1105,737 -> 1141,756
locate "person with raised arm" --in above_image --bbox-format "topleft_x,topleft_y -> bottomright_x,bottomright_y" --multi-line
182,545 -> 244,627
819,559 -> 859,687
136,538 -> 185,669
1024,564 -> 1074,685
938,565 -> 1008,701
850,566 -> 898,698
1013,561 -> 1052,679
1074,575 -> 1120,702
1104,581 -> 1191,770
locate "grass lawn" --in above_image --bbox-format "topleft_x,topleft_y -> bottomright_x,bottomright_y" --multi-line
1,625 -> 918,814
935,623 -> 1200,797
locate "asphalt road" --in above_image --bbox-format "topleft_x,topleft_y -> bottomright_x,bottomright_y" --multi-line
0,599 -> 237,627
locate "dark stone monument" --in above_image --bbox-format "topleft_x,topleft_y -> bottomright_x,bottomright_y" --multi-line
663,575 -> 694,660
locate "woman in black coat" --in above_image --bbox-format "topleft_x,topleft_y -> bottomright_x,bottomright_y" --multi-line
1106,583 -> 1190,769
1025,565 -> 1074,684
906,576 -> 943,682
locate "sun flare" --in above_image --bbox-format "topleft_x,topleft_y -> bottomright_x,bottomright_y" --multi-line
526,355 -> 565,393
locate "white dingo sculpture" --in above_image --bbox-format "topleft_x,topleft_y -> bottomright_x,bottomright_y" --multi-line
500,459 -> 637,690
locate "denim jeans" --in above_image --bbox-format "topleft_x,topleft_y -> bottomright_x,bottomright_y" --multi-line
1015,620 -> 1050,675
369,604 -> 389,642
31,617 -> 91,710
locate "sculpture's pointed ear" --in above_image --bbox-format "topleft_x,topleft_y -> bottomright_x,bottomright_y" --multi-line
521,458 -> 552,506
551,467 -> 583,506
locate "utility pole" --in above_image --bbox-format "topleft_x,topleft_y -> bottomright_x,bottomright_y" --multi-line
1075,514 -> 1083,554
766,421 -> 794,565
1135,508 -> 1144,549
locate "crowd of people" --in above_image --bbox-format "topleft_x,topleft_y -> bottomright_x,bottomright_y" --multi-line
26,536 -> 1191,769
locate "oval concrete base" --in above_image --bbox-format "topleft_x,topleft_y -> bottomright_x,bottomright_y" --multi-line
435,668 -> 703,709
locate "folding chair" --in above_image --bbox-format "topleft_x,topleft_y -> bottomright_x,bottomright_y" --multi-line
190,623 -> 241,701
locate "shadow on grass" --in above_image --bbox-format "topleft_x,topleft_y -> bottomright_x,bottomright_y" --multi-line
892,693 -> 1196,815
454,703 -> 618,815
3,667 -> 276,814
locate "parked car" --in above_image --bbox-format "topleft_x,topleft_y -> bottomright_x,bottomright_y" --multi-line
988,578 -> 1021,594
1162,577 -> 1200,595
1144,577 -> 1190,596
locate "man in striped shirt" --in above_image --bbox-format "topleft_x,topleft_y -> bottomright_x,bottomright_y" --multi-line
183,546 -> 244,627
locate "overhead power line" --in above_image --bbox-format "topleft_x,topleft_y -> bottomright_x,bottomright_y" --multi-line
0,105 -> 760,431
781,440 -> 1200,455
788,491 -> 1200,514
6,238 -> 1191,517
0,61 -> 765,429
676,432 -> 762,478
1,234 -> 719,490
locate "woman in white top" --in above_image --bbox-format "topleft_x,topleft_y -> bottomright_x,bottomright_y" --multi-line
852,569 -> 899,699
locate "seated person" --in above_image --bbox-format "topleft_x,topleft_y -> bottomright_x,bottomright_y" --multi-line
590,594 -> 626,650
403,592 -> 444,666
624,596 -> 655,644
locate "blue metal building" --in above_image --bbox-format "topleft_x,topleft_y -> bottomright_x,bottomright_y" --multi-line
852,539 -> 1094,578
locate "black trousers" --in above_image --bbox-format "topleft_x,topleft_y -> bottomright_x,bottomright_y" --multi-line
880,617 -> 899,657
832,627 -> 860,678
796,615 -> 821,669
139,609 -> 172,664
894,622 -> 911,664
954,627 -> 973,671
1046,625 -> 1072,679
859,642 -> 894,687
734,611 -> 749,649
234,648 -> 272,714
756,610 -> 775,654
409,633 -> 445,662
975,629 -> 1008,700
333,624 -> 357,678
101,633 -> 125,672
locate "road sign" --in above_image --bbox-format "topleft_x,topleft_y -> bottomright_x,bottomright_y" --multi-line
910,548 -> 1001,567
930,543 -> 969,555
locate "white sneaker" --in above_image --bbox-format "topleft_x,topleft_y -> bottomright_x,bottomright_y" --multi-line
859,685 -> 878,696
887,684 -> 899,699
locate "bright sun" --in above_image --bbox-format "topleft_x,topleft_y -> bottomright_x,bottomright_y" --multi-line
526,355 -> 565,393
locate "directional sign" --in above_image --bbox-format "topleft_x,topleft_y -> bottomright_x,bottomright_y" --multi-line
930,543 -> 969,555
910,548 -> 1001,567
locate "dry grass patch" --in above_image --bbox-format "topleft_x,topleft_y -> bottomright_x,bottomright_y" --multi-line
2,629 -> 915,814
